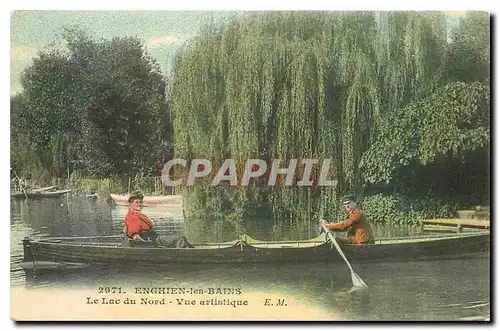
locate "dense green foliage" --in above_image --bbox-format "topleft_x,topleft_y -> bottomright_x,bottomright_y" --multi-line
11,12 -> 490,238
11,29 -> 170,181
170,12 -> 490,237
361,81 -> 490,185
360,193 -> 459,226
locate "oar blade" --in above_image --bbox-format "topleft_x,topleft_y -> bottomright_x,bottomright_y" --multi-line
323,225 -> 368,290
351,271 -> 368,289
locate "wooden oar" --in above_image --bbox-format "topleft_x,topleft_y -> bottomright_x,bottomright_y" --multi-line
322,224 -> 368,290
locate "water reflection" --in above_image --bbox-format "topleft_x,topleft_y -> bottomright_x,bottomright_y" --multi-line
21,256 -> 490,321
10,197 -> 490,321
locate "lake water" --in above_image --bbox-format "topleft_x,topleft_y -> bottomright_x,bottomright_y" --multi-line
10,196 -> 490,321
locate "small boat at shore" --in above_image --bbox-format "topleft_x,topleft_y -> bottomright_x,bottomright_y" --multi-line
11,189 -> 71,199
109,193 -> 183,207
31,186 -> 56,193
20,230 -> 490,270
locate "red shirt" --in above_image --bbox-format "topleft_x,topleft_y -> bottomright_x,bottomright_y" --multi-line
125,209 -> 154,237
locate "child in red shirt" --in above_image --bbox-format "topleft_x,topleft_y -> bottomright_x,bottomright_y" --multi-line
125,192 -> 193,248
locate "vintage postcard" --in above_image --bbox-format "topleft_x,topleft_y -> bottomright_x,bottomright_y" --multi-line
10,10 -> 490,321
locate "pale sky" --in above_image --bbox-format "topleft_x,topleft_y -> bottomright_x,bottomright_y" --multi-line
10,11 -> 243,95
10,10 -> 468,96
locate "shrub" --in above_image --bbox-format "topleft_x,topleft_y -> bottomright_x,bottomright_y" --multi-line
360,193 -> 459,226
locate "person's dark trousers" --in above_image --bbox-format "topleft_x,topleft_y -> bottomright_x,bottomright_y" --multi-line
137,229 -> 160,242
138,230 -> 193,248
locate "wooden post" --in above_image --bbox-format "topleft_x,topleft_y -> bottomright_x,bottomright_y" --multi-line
307,187 -> 310,238
22,237 -> 33,262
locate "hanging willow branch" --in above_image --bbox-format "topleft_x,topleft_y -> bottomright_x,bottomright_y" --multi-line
170,11 -> 456,238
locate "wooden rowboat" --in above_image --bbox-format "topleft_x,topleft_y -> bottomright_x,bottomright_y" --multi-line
11,191 -> 27,198
31,186 -> 56,193
38,189 -> 72,197
20,231 -> 490,270
11,189 -> 71,199
109,193 -> 183,207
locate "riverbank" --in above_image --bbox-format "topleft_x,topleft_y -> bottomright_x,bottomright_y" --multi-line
12,175 -> 179,199
11,174 -> 489,230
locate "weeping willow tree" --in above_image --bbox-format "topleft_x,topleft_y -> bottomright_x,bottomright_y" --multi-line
51,132 -> 79,178
170,11 -> 464,240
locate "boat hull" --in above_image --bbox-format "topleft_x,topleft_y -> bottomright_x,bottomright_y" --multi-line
31,186 -> 56,193
342,232 -> 490,263
11,189 -> 71,199
21,232 -> 490,269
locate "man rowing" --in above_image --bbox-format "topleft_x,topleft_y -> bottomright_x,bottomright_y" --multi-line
319,195 -> 374,244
